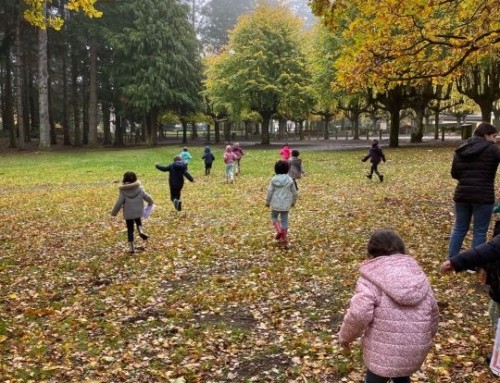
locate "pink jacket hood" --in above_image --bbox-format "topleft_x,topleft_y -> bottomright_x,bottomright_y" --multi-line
359,254 -> 430,306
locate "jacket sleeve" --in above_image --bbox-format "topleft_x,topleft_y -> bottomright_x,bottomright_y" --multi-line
155,164 -> 171,172
450,235 -> 500,271
380,149 -> 386,162
143,190 -> 154,206
291,181 -> 298,205
450,155 -> 459,180
266,184 -> 274,205
338,277 -> 377,345
184,170 -> 194,182
111,193 -> 125,216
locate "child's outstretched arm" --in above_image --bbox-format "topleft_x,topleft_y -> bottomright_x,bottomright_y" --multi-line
155,163 -> 172,172
184,170 -> 195,182
441,234 -> 500,273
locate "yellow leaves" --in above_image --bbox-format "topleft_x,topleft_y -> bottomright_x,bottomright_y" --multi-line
23,0 -> 102,30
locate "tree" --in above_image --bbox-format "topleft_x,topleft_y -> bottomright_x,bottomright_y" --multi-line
107,0 -> 202,146
206,3 -> 310,145
199,0 -> 256,53
23,0 -> 103,150
456,59 -> 500,122
310,0 -> 500,86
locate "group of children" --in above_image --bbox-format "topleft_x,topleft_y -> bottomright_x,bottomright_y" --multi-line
110,141 -> 457,383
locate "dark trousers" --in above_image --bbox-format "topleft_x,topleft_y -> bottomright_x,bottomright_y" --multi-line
126,218 -> 142,242
369,163 -> 381,176
365,370 -> 410,383
170,186 -> 182,201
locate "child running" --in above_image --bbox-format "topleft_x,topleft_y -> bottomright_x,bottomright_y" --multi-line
111,171 -> 154,253
280,143 -> 292,161
339,229 -> 439,383
232,142 -> 244,175
362,139 -> 386,182
223,145 -> 237,183
288,149 -> 305,191
202,146 -> 215,175
179,147 -> 193,168
266,160 -> 297,246
155,155 -> 194,211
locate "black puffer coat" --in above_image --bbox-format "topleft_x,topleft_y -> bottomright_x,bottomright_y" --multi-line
450,233 -> 500,302
451,136 -> 500,204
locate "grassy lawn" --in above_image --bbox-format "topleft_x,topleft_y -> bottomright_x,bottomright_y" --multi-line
0,144 -> 495,382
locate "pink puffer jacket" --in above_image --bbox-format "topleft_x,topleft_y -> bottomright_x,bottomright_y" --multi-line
338,254 -> 439,378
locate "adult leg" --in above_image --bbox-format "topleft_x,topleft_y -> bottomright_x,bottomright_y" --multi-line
471,203 -> 494,248
448,202 -> 473,258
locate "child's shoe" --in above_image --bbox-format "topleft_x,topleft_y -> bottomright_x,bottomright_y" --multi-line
173,199 -> 179,210
379,175 -> 384,182
366,174 -> 372,179
128,241 -> 135,253
177,200 -> 182,211
138,226 -> 149,240
280,228 -> 288,247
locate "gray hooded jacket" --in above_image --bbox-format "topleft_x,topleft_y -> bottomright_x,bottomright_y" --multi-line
111,181 -> 154,220
266,174 -> 297,211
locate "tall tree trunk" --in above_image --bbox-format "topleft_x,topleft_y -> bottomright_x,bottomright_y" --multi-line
82,71 -> 89,145
38,21 -> 51,150
214,120 -> 221,143
102,104 -> 111,145
88,41 -> 98,146
14,17 -> 25,150
3,45 -> 16,148
61,41 -> 71,146
25,65 -> 33,141
261,113 -> 271,145
114,114 -> 124,146
71,45 -> 81,146
47,39 -> 56,145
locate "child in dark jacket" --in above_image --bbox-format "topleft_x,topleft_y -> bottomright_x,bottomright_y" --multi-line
111,171 -> 154,253
288,149 -> 305,191
441,233 -> 500,344
155,156 -> 194,211
202,146 -> 215,175
362,139 -> 386,182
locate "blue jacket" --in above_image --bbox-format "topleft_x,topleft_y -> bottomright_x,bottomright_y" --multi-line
156,161 -> 194,188
202,148 -> 215,165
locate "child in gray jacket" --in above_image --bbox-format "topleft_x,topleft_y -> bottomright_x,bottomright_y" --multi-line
111,171 -> 154,253
266,160 -> 297,246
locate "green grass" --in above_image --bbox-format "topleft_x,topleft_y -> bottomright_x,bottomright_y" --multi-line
0,144 -> 496,382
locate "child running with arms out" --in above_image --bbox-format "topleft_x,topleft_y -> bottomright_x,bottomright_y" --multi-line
362,139 -> 386,182
266,160 -> 297,246
111,171 -> 154,254
155,155 -> 194,211
339,229 -> 439,383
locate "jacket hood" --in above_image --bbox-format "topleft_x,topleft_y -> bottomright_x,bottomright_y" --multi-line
173,160 -> 187,171
271,174 -> 293,187
359,255 -> 430,306
455,136 -> 492,158
119,181 -> 142,198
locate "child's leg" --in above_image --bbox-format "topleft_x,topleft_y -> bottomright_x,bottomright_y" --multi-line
372,163 -> 380,176
125,219 -> 135,242
135,218 -> 148,240
271,210 -> 282,239
280,211 -> 289,230
364,370 -> 389,383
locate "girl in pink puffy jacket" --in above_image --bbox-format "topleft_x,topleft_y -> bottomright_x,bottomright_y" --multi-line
338,229 -> 439,383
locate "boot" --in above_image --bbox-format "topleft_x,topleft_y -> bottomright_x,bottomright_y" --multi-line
128,241 -> 135,253
173,199 -> 179,210
366,174 -> 372,179
379,174 -> 384,182
177,200 -> 182,211
273,221 -> 283,240
280,228 -> 288,246
138,226 -> 149,240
